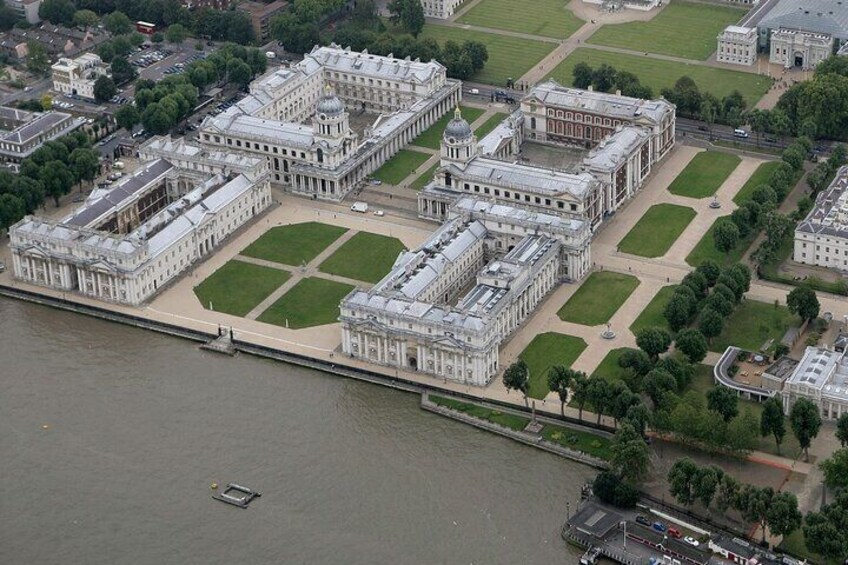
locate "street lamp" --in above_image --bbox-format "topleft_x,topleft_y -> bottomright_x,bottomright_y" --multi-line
621,520 -> 627,549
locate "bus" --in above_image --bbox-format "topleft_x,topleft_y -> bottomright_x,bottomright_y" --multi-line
136,21 -> 156,35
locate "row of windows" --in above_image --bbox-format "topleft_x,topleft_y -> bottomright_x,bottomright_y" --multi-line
460,182 -> 579,211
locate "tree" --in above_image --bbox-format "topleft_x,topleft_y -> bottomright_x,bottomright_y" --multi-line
587,377 -> 613,425
70,148 -> 100,188
152,32 -> 164,44
643,368 -> 677,408
388,0 -> 424,36
738,485 -> 774,543
804,492 -> 848,562
837,412 -> 848,448
783,145 -> 806,171
749,108 -> 770,146
39,0 -> 75,24
820,448 -> 848,491
93,75 -> 117,102
165,23 -> 188,45
767,492 -> 802,540
790,398 -> 822,461
675,329 -> 708,364
698,308 -> 724,344
570,372 -> 589,422
610,382 -> 639,428
657,356 -> 692,390
704,291 -> 733,317
547,366 -> 577,417
726,409 -> 759,456
787,286 -> 820,323
663,291 -> 695,332
806,166 -> 829,194
623,402 -> 650,437
760,396 -> 786,454
0,193 -> 26,231
26,41 -> 49,75
667,457 -> 699,507
714,474 -> 740,514
110,56 -> 137,85
682,271 -> 709,298
502,359 -> 529,406
227,59 -> 253,87
729,264 -> 751,295
572,62 -> 593,89
593,471 -> 639,508
696,260 -> 721,287
0,2 -> 17,31
713,219 -> 740,254
462,41 -> 488,73
751,184 -> 778,207
115,104 -> 140,132
707,386 -> 738,423
104,11 -> 133,35
635,327 -> 672,361
617,348 -> 652,378
73,9 -> 99,30
39,160 -> 75,206
610,423 -> 650,484
694,465 -> 723,511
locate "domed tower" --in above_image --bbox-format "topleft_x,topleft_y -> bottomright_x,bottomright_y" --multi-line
440,107 -> 477,166
313,85 -> 349,146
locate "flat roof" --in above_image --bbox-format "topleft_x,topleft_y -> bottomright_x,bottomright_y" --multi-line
568,502 -> 622,538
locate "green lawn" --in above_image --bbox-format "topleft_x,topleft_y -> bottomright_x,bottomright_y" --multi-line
777,530 -> 840,565
319,232 -> 406,283
708,300 -> 801,353
667,151 -> 741,199
558,271 -> 640,326
618,204 -> 696,257
685,215 -> 758,268
372,149 -> 432,185
519,332 -> 588,399
548,48 -> 772,107
458,0 -> 583,39
193,260 -> 290,317
590,347 -> 635,383
411,105 -> 485,149
630,285 -> 678,335
410,164 -> 438,191
587,1 -> 745,60
474,112 -> 508,139
732,161 -> 783,205
257,277 -> 355,329
430,395 -> 530,431
241,222 -> 348,266
421,25 -> 556,86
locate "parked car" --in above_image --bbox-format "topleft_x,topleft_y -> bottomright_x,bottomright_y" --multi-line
652,522 -> 667,533
373,210 -> 385,217
683,536 -> 699,547
635,515 -> 651,527
667,527 -> 682,539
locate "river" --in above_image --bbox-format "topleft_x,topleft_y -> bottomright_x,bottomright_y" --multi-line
0,298 -> 590,564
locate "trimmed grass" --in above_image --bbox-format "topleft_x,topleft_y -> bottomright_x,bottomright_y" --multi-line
590,347 -> 635,383
618,204 -> 696,258
411,105 -> 485,149
241,222 -> 347,266
372,149 -> 432,185
458,0 -> 583,39
421,25 -> 556,86
193,260 -> 290,317
548,48 -> 772,107
587,1 -> 745,60
708,300 -> 801,353
257,277 -> 354,329
557,271 -> 640,326
685,215 -> 758,268
778,530 -> 840,565
667,151 -> 741,199
733,161 -> 782,205
430,395 -> 530,431
410,163 -> 438,191
474,112 -> 508,139
630,285 -> 678,335
519,332 -> 588,399
319,232 -> 406,284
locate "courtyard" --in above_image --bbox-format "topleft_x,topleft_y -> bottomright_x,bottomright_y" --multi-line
257,277 -> 356,329
193,260 -> 290,317
241,222 -> 348,266
629,285 -> 677,335
686,215 -> 759,267
666,151 -> 741,199
617,203 -> 696,258
372,149 -> 432,185
518,332 -> 587,399
319,232 -> 407,283
557,271 -> 640,326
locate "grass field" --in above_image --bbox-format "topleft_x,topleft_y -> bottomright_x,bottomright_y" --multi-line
241,222 -> 347,266
733,161 -> 782,205
410,164 -> 438,191
372,149 -> 432,185
667,151 -> 741,198
519,332 -> 587,399
411,105 -> 485,149
587,1 -> 745,60
474,112 -> 508,139
630,285 -> 678,335
685,215 -> 758,267
548,48 -> 772,106
257,277 -> 355,329
558,271 -> 640,326
319,232 -> 406,283
193,260 -> 290,317
590,348 -> 634,383
618,204 -> 696,257
708,300 -> 801,353
458,0 -> 583,39
421,25 -> 556,86
430,395 -> 529,431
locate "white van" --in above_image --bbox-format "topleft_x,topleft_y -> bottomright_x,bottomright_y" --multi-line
265,51 -> 276,59
733,128 -> 749,138
113,161 -> 125,170
350,202 -> 368,213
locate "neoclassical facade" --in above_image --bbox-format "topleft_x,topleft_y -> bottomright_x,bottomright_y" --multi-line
782,346 -> 848,421
717,26 -> 758,66
794,166 -> 848,271
51,53 -> 108,100
199,44 -> 461,202
9,139 -> 272,305
756,0 -> 848,69
420,0 -> 464,19
339,197 -> 589,386
769,29 -> 833,69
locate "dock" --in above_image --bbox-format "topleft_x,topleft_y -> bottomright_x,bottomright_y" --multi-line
200,327 -> 236,356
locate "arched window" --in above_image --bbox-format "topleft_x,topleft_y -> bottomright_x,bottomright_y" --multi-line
530,117 -> 536,130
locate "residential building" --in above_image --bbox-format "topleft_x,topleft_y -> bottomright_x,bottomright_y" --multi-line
717,25 -> 758,66
9,140 -> 272,306
5,0 -> 41,24
51,53 -> 109,100
0,23 -> 109,60
181,0 -> 233,8
0,108 -> 85,171
237,0 -> 289,42
782,346 -> 848,420
794,166 -> 848,271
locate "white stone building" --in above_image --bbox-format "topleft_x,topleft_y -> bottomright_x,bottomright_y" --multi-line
340,196 -> 589,386
769,28 -> 834,70
717,26 -> 758,66
0,107 -> 85,171
51,53 -> 109,100
782,346 -> 848,421
756,0 -> 848,69
794,166 -> 848,271
420,0 -> 464,19
579,0 -> 660,11
199,44 -> 461,202
418,82 -> 674,233
9,140 -> 272,306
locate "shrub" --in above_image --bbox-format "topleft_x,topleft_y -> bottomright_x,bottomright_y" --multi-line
593,471 -> 639,508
